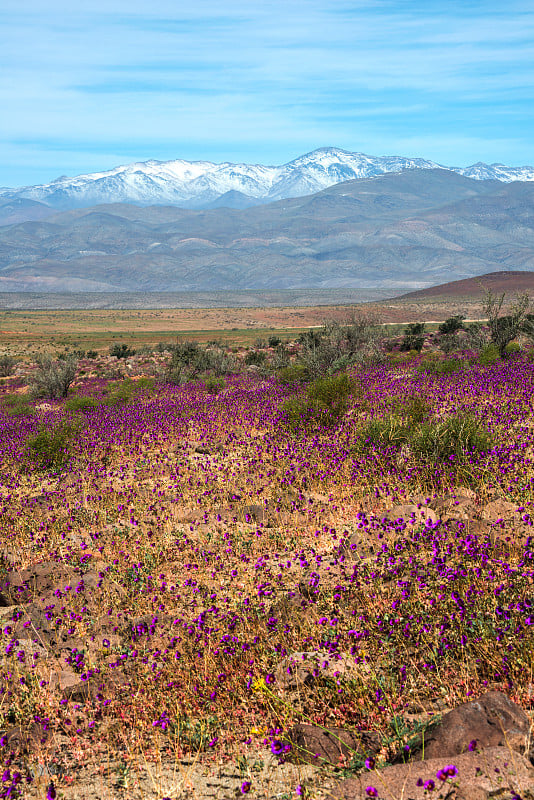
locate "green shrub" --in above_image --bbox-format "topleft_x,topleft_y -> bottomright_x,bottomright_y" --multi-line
438,333 -> 460,354
245,350 -> 266,366
166,342 -> 234,384
282,372 -> 353,430
296,313 -> 384,377
411,414 -> 490,462
504,341 -> 521,355
278,363 -> 310,385
463,322 -> 486,353
24,421 -> 79,471
400,322 -> 425,353
135,377 -> 155,392
1,394 -> 34,417
110,344 -> 136,359
103,379 -> 137,406
204,376 -> 225,394
280,395 -> 316,430
103,377 -> 155,406
385,352 -> 414,366
417,358 -> 465,375
394,395 -> 431,424
438,315 -> 465,336
65,395 -> 98,412
307,372 -> 352,409
478,343 -> 500,366
86,350 -> 98,359
268,335 -> 282,347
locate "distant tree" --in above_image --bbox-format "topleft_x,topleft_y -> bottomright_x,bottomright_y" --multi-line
438,315 -> 465,336
483,290 -> 530,358
110,344 -> 136,359
0,355 -> 16,377
400,322 -> 425,353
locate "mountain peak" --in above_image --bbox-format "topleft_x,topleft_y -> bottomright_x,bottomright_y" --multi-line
2,149 -> 534,211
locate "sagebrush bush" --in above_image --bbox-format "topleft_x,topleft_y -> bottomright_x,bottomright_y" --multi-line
24,421 -> 79,470
166,342 -> 235,384
297,314 -> 384,377
0,355 -> 16,377
30,355 -> 78,399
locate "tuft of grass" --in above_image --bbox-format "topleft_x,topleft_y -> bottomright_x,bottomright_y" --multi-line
357,414 -> 409,450
411,413 -> 490,462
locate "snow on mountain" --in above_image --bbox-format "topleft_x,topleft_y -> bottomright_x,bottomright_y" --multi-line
3,147 -> 534,211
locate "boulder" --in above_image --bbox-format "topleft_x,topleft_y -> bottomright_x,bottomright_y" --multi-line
285,723 -> 380,766
330,747 -> 534,800
482,500 -> 518,521
405,691 -> 531,762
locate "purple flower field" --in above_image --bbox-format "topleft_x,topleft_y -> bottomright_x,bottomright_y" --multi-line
0,353 -> 533,797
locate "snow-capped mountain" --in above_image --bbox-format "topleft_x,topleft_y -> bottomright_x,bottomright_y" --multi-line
3,147 -> 534,211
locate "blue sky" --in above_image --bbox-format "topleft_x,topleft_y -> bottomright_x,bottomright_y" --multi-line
1,0 -> 534,187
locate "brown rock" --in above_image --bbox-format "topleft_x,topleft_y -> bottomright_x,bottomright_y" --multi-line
431,494 -> 479,521
406,691 -> 531,762
0,561 -> 75,605
383,504 -> 440,526
275,651 -> 362,691
330,747 -> 534,800
242,504 -> 271,525
286,723 -> 380,766
0,723 -> 51,754
482,499 -> 518,521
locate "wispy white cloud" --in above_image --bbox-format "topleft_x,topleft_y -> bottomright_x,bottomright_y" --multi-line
1,0 -> 534,184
